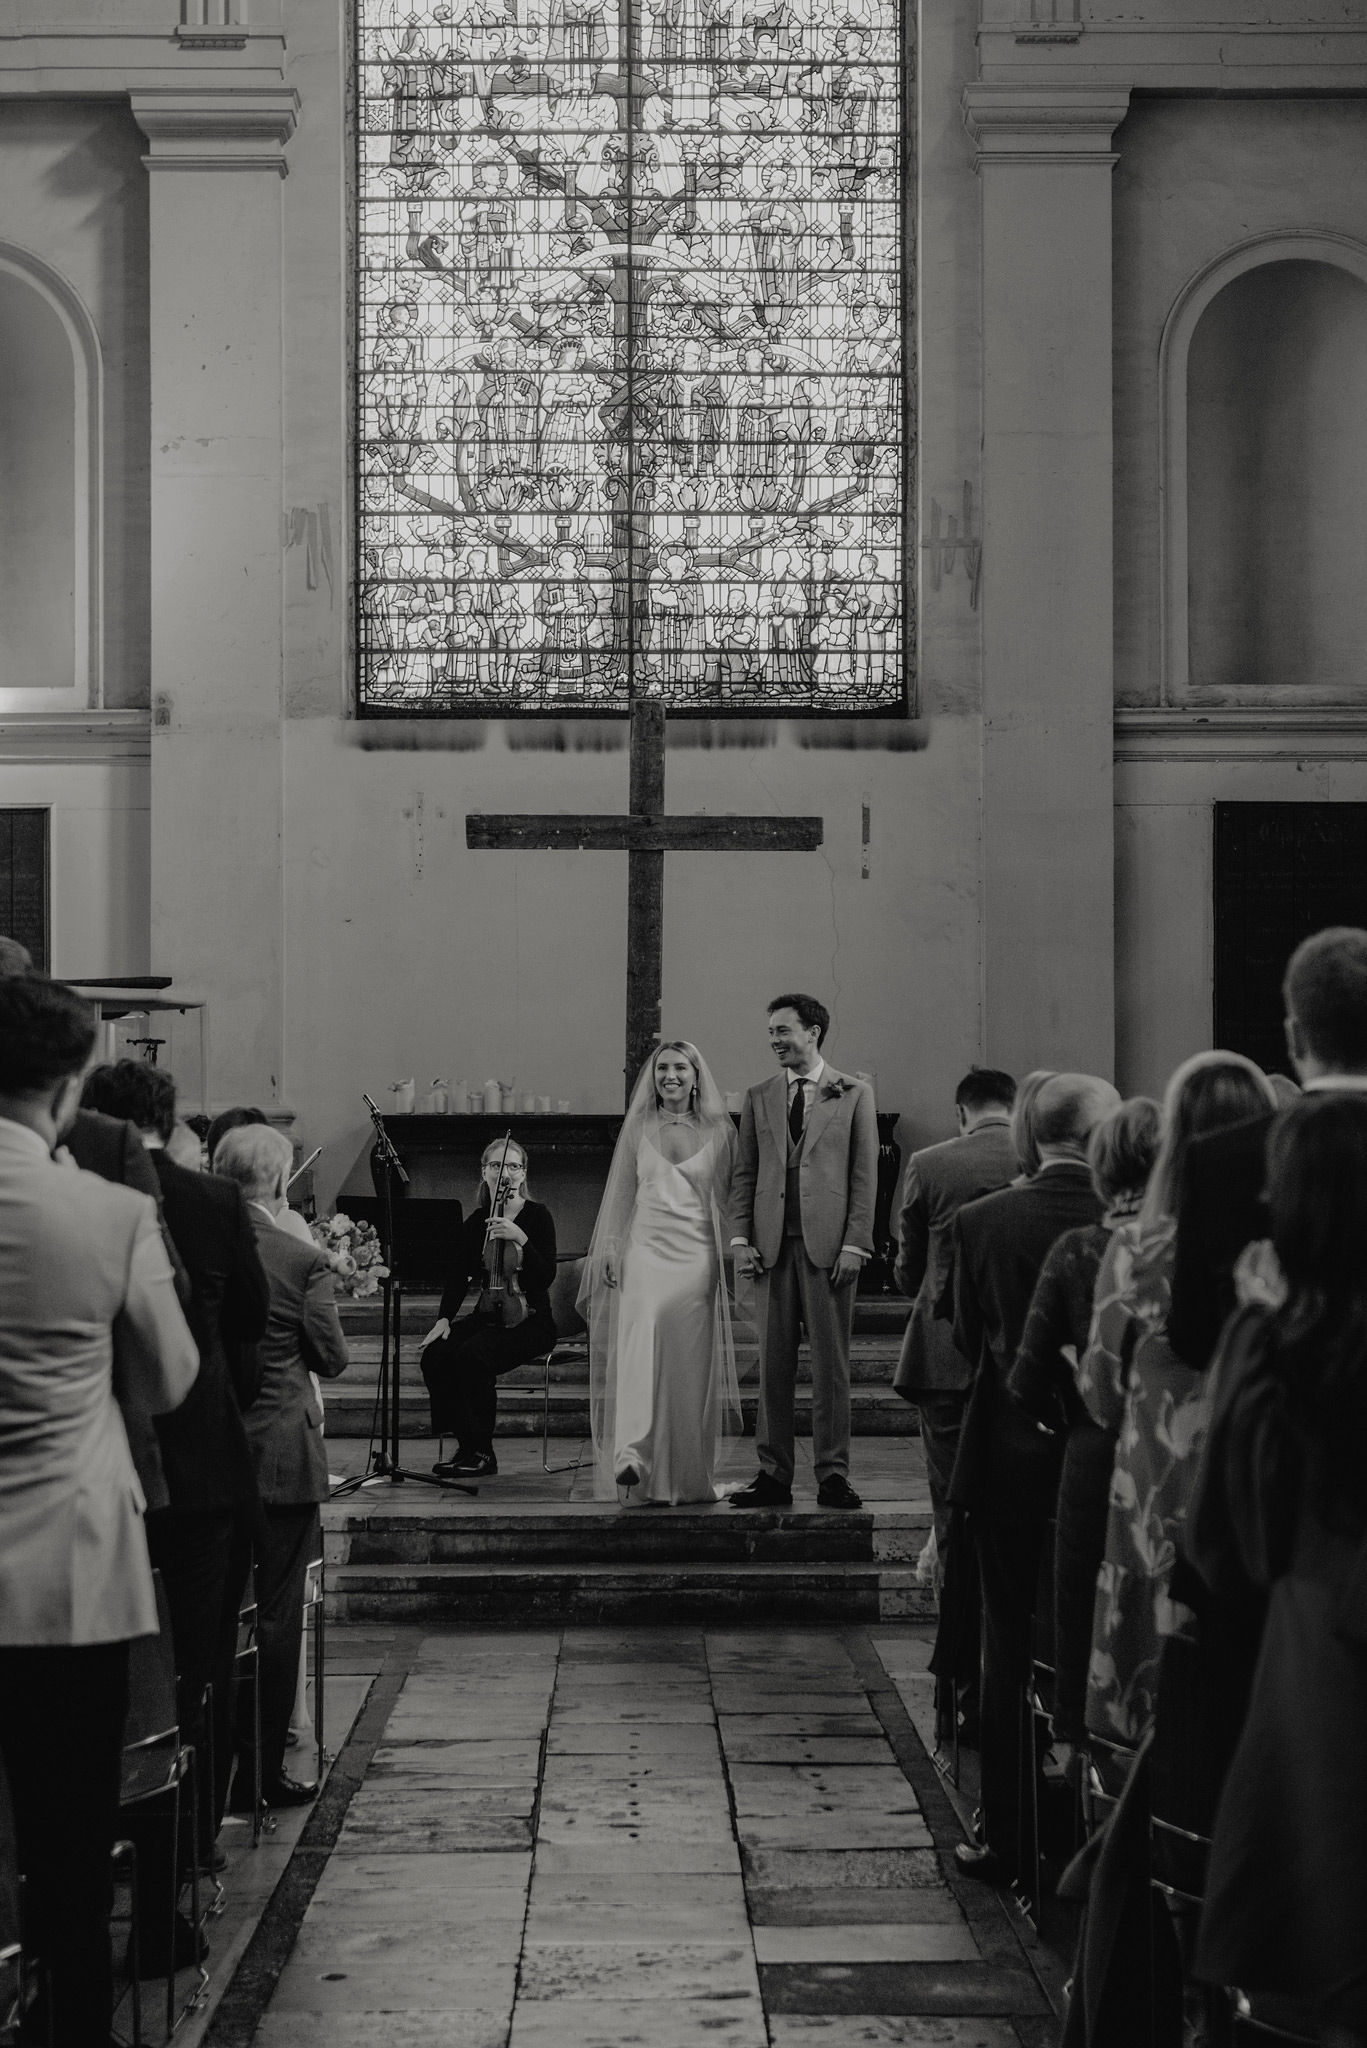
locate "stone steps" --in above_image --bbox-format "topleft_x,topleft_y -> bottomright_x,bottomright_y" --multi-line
337,1292 -> 911,1339
325,1558 -> 931,1628
322,1499 -> 934,1626
335,1332 -> 906,1385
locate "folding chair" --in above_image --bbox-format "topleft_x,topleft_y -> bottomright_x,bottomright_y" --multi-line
233,1589 -> 265,1845
117,1573 -> 207,2040
1228,1993 -> 1319,2045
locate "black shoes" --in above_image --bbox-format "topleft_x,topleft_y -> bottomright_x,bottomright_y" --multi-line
434,1450 -> 497,1478
954,1840 -> 1007,1885
817,1475 -> 863,1511
729,1472 -> 794,1509
262,1771 -> 319,1808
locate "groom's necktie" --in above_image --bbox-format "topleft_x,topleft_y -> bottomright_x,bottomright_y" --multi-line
788,1080 -> 806,1147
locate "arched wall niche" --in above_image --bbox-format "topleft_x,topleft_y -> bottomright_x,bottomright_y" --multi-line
1161,231 -> 1367,706
0,243 -> 103,708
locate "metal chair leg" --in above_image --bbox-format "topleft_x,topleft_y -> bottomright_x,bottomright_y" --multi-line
541,1343 -> 585,1476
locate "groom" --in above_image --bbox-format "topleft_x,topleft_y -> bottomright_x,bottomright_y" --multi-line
729,994 -> 879,1510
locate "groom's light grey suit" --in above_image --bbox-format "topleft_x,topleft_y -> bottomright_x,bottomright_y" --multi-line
731,1064 -> 879,1484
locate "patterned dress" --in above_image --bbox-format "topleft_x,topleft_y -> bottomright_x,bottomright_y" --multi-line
1077,1218 -> 1218,1747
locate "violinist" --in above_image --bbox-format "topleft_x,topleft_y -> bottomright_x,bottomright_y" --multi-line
419,1137 -> 557,1480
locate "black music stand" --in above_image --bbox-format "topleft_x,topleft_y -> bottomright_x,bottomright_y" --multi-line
331,1095 -> 476,1499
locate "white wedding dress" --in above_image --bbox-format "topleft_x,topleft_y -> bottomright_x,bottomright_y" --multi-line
611,1131 -> 729,1504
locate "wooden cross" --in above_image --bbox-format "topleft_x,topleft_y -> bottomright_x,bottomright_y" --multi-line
467,700 -> 824,1103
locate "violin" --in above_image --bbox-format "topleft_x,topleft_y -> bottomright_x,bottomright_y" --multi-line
476,1131 -> 531,1330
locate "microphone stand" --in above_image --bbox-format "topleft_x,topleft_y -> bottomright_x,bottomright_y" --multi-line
333,1094 -> 476,1498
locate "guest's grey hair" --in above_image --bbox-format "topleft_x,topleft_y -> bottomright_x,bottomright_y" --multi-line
213,1123 -> 294,1203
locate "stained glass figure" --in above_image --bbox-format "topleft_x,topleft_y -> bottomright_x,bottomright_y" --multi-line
357,0 -> 911,711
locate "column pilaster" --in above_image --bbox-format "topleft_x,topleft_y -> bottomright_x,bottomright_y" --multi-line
963,84 -> 1129,1079
132,85 -> 297,1107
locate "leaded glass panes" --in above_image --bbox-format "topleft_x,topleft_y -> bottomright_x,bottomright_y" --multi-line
356,0 -> 911,712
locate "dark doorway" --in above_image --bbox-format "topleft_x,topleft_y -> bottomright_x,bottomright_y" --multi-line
0,809 -> 50,973
1214,803 -> 1367,1077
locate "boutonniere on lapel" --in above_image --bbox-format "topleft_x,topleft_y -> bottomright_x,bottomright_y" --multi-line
818,1077 -> 851,1103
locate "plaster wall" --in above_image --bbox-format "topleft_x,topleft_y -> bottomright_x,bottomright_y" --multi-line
0,756 -> 150,976
275,0 -> 989,1204
0,99 -> 150,710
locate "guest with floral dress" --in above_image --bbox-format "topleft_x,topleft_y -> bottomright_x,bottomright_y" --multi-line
1078,1052 -> 1277,1750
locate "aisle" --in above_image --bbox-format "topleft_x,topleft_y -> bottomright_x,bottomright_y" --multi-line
242,1628 -> 1059,2048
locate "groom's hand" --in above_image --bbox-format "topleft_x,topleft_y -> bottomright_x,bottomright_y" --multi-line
733,1243 -> 763,1279
830,1250 -> 864,1289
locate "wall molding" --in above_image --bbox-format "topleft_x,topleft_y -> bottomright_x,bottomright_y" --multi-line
961,83 -> 1131,169
1116,707 -> 1367,765
0,711 -> 151,765
130,87 -> 299,175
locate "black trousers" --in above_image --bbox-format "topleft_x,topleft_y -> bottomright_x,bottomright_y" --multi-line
973,1390 -> 1063,1878
238,1505 -> 320,1789
0,1639 -> 129,2048
146,1506 -> 236,1856
421,1313 -> 553,1455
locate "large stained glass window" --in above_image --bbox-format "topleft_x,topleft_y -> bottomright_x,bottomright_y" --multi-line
356,0 -> 911,712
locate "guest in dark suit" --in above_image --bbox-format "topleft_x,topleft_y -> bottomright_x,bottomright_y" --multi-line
1188,1096 -> 1367,2045
420,1136 -> 557,1479
893,1067 -> 1017,1560
81,1060 -> 270,1882
1169,926 -> 1367,1368
213,1124 -> 349,1807
947,1072 -> 1120,1885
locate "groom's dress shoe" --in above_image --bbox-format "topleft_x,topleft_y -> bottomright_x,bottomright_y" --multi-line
954,1840 -> 1007,1885
730,1472 -> 793,1509
817,1475 -> 863,1511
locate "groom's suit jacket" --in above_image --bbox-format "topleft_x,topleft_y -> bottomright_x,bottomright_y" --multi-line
731,1065 -> 879,1271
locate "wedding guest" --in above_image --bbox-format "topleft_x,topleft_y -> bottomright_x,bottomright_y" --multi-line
1007,1096 -> 1161,1750
420,1137 -> 557,1480
1008,1069 -> 1057,1183
0,977 -> 197,2047
1169,926 -> 1367,1368
206,1104 -> 271,1168
214,1125 -> 349,1808
893,1067 -> 1017,1561
81,1061 -> 270,1888
1188,1096 -> 1367,2048
1078,1051 -> 1276,1751
947,1071 -> 1120,1885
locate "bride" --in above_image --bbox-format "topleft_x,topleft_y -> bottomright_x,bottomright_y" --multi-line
578,1041 -> 742,1504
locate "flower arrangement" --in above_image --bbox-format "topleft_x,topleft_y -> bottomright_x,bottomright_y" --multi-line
310,1212 -> 389,1299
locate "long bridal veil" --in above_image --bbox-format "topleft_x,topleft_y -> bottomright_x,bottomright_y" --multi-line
576,1042 -> 743,1499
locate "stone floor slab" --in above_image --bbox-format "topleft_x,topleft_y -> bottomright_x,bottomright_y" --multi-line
256,2013 -> 509,2048
767,2022 -> 1020,2047
309,1851 -> 532,1897
533,1836 -> 743,1876
551,1698 -> 717,1724
518,1940 -> 759,2000
759,1963 -> 1050,2018
525,1874 -> 751,1942
723,1736 -> 900,1767
719,1713 -> 880,1737
509,1998 -> 769,2048
738,1815 -> 933,1850
752,1926 -> 980,1965
547,1721 -> 722,1755
741,1847 -> 945,1890
267,1958 -> 518,2012
748,1889 -> 966,1929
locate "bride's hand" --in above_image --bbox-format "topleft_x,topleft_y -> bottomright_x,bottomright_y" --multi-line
602,1251 -> 619,1289
420,1317 -> 451,1348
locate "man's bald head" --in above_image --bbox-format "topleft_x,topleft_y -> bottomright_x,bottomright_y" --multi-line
1033,1073 -> 1122,1158
0,935 -> 33,979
